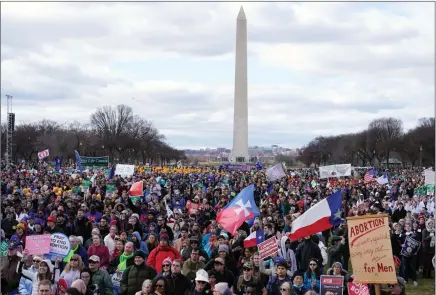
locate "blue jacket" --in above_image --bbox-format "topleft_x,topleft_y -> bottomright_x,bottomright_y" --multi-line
18,266 -> 37,295
303,272 -> 320,293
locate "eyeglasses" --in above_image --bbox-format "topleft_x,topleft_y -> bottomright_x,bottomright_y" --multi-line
89,260 -> 98,264
156,284 -> 164,288
163,264 -> 171,267
243,268 -> 251,271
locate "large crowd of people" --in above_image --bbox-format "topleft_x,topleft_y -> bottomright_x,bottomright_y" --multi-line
0,163 -> 434,295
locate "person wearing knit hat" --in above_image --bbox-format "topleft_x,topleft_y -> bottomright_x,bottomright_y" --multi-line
161,257 -> 173,276
120,251 -> 157,295
214,282 -> 231,295
146,232 -> 181,273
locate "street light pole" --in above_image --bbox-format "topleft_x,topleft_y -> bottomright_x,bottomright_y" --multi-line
419,145 -> 423,167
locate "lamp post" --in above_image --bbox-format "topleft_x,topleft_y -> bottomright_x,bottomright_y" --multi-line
419,145 -> 423,167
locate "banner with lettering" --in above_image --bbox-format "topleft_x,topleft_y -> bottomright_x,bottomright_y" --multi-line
400,236 -> 421,257
25,234 -> 51,255
80,156 -> 109,168
347,214 -> 396,284
320,275 -> 344,295
48,233 -> 71,260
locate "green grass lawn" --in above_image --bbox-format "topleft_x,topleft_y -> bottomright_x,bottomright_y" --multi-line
405,277 -> 434,295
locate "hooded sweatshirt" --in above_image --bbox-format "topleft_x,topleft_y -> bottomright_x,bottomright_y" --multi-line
278,236 -> 297,275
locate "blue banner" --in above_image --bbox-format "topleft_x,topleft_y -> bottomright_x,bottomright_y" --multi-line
55,156 -> 61,171
74,150 -> 82,172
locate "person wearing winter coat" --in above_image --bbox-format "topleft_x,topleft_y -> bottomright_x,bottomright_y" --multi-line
184,269 -> 211,295
421,218 -> 435,278
295,236 -> 322,271
311,235 -> 327,271
88,255 -> 113,295
120,251 -> 157,295
147,233 -> 181,273
327,262 -> 351,295
278,236 -> 297,276
182,249 -> 206,280
18,256 -> 42,295
131,231 -> 149,256
327,236 -> 345,268
266,261 -> 292,295
87,234 -> 110,269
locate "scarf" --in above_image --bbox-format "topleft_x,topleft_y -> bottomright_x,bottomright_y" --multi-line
118,252 -> 134,271
64,245 -> 79,263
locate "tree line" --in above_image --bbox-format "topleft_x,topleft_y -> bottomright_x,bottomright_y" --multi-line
1,104 -> 185,165
296,117 -> 435,168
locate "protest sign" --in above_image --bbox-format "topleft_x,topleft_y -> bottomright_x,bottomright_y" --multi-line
400,236 -> 421,257
348,281 -> 370,295
257,236 -> 278,260
111,271 -> 123,294
80,156 -> 109,168
425,170 -> 435,185
347,214 -> 396,284
0,240 -> 8,257
48,233 -> 71,260
115,164 -> 135,177
320,275 -> 344,295
25,234 -> 51,255
319,164 -> 352,179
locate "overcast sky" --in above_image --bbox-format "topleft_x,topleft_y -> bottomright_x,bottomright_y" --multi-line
1,2 -> 434,149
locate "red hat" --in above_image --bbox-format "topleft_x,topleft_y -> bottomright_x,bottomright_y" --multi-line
47,216 -> 56,222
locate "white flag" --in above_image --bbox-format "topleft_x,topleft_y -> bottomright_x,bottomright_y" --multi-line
37,149 -> 49,160
266,163 -> 287,182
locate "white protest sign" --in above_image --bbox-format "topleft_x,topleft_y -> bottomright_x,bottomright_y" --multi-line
115,164 -> 135,177
49,233 -> 71,260
319,164 -> 352,179
425,170 -> 435,185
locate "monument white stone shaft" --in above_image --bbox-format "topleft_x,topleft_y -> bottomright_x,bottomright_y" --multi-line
231,6 -> 249,163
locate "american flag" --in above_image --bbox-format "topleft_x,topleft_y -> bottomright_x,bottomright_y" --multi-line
364,169 -> 375,182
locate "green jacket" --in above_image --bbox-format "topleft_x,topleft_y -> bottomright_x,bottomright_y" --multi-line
91,269 -> 113,295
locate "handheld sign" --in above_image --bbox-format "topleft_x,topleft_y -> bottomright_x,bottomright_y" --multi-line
257,236 -> 278,260
347,214 -> 396,284
25,234 -> 51,255
400,236 -> 421,257
348,281 -> 370,295
320,275 -> 344,295
48,233 -> 71,261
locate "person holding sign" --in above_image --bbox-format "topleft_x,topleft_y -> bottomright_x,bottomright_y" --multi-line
399,223 -> 419,286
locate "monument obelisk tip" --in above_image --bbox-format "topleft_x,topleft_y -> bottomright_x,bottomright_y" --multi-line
237,6 -> 246,19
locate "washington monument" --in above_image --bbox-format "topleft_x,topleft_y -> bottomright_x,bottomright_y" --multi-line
230,6 -> 249,163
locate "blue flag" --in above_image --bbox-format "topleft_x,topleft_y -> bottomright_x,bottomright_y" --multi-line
54,156 -> 61,171
74,150 -> 82,172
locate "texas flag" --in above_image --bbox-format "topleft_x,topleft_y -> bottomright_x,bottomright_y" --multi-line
289,190 -> 343,241
244,230 -> 265,248
216,184 -> 260,235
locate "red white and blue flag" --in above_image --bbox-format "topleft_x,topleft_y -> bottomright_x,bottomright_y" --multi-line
244,230 -> 265,248
216,184 -> 260,235
289,190 -> 343,241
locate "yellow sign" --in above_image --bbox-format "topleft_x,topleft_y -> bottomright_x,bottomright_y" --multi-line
347,214 -> 396,284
